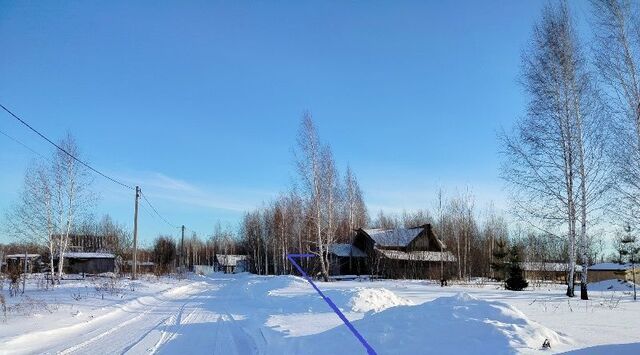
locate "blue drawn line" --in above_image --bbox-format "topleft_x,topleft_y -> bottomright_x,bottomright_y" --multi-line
286,253 -> 377,355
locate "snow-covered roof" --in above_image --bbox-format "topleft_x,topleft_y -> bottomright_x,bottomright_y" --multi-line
377,249 -> 456,262
522,262 -> 583,272
216,254 -> 247,266
588,263 -> 634,271
362,227 -> 424,247
63,252 -> 115,259
327,244 -> 367,257
5,254 -> 41,259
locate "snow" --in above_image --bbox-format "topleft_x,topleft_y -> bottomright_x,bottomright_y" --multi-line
297,292 -> 568,354
1,273 -> 639,354
346,287 -> 414,312
589,279 -> 638,292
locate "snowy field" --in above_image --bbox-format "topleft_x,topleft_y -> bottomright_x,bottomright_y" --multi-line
0,273 -> 638,354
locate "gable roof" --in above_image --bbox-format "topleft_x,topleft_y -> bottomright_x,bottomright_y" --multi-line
327,244 -> 367,257
361,227 -> 424,247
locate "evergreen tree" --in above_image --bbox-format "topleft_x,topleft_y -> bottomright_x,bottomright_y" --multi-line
505,246 -> 529,291
491,238 -> 509,281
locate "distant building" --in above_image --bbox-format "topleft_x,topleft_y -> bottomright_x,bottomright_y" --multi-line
215,254 -> 247,274
588,263 -> 638,283
3,254 -> 43,273
353,224 -> 456,279
521,262 -> 583,283
327,243 -> 367,276
58,252 -> 117,275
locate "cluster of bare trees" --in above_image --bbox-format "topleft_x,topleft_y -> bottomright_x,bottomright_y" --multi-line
501,0 -> 639,299
143,223 -> 245,275
74,214 -> 132,258
240,113 -> 367,280
4,134 -> 94,285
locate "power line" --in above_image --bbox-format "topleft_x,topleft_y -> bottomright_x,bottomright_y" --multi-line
0,103 -> 134,190
1,102 -> 188,237
140,190 -> 179,229
0,128 -> 47,159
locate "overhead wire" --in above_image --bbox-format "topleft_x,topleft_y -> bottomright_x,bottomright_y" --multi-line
140,190 -> 179,230
0,128 -> 47,159
2,102 -> 192,235
1,103 -> 135,190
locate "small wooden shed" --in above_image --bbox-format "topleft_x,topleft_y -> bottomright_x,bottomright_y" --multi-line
60,252 -> 117,275
588,263 -> 638,282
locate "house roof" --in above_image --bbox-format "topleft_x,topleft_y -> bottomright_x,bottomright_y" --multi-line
361,227 -> 424,247
377,249 -> 456,262
522,262 -> 583,272
588,263 -> 634,271
216,254 -> 247,267
63,252 -> 115,259
5,254 -> 41,259
327,244 -> 367,257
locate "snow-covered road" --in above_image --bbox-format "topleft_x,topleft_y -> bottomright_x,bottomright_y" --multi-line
1,276 -> 265,354
1,274 -> 639,354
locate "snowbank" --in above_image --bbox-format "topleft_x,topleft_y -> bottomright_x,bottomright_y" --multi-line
346,287 -> 414,313
266,278 -> 413,313
293,292 -> 570,354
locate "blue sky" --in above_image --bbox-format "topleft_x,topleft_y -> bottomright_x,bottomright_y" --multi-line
0,1 -> 590,244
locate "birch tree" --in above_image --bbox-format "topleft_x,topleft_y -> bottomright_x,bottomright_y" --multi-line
5,134 -> 93,285
592,0 -> 640,225
502,3 -> 608,298
295,112 -> 330,281
52,134 -> 94,281
343,166 -> 368,238
6,162 -> 57,284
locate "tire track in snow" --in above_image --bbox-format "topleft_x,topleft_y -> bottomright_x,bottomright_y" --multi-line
56,282 -> 207,355
147,302 -> 200,354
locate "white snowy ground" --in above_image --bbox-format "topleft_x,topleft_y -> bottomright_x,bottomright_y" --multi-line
0,273 -> 638,354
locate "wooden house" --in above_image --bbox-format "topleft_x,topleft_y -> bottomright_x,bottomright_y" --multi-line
352,224 -> 456,279
58,252 -> 117,275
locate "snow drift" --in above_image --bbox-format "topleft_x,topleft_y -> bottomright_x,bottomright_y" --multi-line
258,275 -> 412,313
589,279 -> 638,292
346,287 -> 414,313
292,292 -> 569,354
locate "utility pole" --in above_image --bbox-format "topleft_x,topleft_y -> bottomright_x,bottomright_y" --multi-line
181,225 -> 185,272
132,186 -> 140,280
